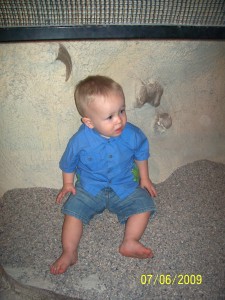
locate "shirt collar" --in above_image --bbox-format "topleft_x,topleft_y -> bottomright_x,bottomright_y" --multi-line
85,125 -> 121,143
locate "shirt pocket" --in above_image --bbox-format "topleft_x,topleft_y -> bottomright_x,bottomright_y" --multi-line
79,152 -> 103,171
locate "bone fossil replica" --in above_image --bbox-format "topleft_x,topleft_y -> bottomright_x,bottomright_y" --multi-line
56,44 -> 72,82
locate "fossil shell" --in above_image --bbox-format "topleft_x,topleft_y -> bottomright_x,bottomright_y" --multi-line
136,80 -> 163,108
154,113 -> 172,133
56,44 -> 72,82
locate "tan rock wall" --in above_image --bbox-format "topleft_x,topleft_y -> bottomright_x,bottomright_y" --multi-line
0,41 -> 225,196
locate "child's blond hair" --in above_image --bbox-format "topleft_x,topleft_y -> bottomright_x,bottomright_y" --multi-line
74,75 -> 125,116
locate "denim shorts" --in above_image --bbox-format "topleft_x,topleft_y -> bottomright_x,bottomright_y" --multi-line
62,182 -> 157,224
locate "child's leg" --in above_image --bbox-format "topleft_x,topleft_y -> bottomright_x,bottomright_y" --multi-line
119,211 -> 153,259
50,215 -> 83,275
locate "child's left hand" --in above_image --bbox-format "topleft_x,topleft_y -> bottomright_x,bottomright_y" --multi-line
140,179 -> 157,197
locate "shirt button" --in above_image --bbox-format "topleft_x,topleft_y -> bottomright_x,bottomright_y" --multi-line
109,154 -> 113,158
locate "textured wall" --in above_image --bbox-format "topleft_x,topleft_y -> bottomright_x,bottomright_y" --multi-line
0,41 -> 225,197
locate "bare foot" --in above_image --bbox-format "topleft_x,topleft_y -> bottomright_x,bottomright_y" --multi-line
119,240 -> 154,259
50,251 -> 77,275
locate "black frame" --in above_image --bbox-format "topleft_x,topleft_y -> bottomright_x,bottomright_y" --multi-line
1,25 -> 225,42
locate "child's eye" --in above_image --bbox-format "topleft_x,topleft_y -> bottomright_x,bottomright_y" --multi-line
107,115 -> 113,120
120,109 -> 125,114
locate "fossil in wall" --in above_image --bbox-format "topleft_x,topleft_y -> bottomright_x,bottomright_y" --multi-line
154,113 -> 172,133
135,79 -> 163,108
56,44 -> 72,81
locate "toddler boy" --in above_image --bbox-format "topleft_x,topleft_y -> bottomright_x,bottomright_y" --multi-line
50,75 -> 157,275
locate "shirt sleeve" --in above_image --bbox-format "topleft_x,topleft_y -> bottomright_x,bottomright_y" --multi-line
59,135 -> 80,173
133,128 -> 150,161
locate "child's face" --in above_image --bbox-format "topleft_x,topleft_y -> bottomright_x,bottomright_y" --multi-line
84,92 -> 127,138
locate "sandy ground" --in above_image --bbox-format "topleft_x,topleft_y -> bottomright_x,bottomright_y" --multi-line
0,160 -> 225,299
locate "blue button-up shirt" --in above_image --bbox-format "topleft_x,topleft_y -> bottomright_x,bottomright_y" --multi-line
59,122 -> 150,199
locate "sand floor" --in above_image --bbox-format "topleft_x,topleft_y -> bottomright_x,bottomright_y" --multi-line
0,160 -> 225,299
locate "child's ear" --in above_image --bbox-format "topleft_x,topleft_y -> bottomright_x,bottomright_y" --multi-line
82,117 -> 94,129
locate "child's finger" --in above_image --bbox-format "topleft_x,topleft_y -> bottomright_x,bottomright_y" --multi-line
56,190 -> 66,203
150,186 -> 157,197
146,186 -> 157,198
56,193 -> 63,204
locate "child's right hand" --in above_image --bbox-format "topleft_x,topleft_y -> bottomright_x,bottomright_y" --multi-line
56,184 -> 76,204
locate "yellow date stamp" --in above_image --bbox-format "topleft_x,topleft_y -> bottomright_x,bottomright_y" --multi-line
140,274 -> 203,285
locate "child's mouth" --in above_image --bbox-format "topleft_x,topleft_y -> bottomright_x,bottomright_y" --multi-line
115,127 -> 122,134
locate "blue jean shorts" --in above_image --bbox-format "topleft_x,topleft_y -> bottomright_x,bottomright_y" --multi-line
62,182 -> 157,224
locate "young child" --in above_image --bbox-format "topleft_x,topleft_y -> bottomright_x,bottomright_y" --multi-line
50,75 -> 157,275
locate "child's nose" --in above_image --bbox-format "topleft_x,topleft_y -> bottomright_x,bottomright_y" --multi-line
115,115 -> 122,124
